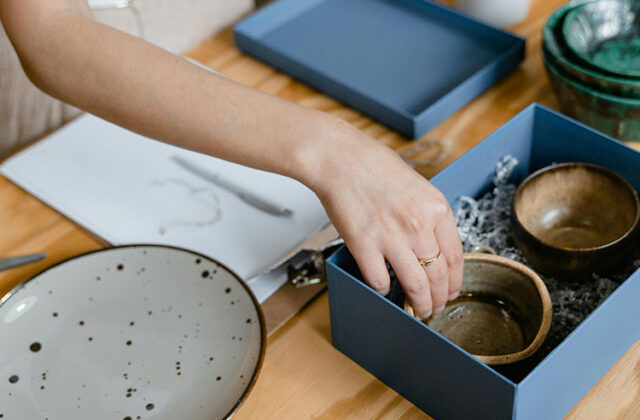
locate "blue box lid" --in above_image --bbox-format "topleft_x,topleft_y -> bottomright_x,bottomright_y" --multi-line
234,0 -> 525,138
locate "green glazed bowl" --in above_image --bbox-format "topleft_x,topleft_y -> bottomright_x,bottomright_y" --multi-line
544,51 -> 640,141
543,0 -> 640,98
563,0 -> 640,78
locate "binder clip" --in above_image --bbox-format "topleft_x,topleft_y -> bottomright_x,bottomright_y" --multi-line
287,240 -> 343,288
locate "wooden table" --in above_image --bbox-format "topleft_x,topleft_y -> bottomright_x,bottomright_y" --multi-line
2,0 -> 640,418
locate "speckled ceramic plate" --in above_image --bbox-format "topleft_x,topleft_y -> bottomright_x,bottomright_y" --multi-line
0,245 -> 265,420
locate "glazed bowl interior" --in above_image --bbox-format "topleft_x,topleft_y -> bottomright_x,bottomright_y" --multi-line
514,163 -> 639,250
563,0 -> 640,78
405,254 -> 552,365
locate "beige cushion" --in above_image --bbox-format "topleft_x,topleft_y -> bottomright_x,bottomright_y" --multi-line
0,0 -> 253,159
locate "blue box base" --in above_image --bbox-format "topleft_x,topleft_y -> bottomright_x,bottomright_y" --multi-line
327,104 -> 640,419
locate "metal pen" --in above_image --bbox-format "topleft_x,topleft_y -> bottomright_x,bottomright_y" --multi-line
172,155 -> 294,217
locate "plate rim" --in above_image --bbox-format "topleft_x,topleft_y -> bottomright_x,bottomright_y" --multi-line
0,243 -> 267,420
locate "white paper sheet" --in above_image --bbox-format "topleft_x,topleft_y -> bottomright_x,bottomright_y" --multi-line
0,114 -> 329,302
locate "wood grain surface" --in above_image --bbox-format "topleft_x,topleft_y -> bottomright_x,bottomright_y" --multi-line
2,0 -> 640,418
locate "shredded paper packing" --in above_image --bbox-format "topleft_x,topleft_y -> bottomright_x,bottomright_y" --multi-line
454,155 -> 640,357
388,155 -> 640,365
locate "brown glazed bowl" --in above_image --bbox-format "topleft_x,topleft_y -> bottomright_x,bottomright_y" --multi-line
512,163 -> 640,278
405,253 -> 552,365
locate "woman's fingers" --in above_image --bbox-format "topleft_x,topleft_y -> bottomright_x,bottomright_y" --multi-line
435,213 -> 464,300
387,248 -> 432,319
414,234 -> 450,314
345,199 -> 462,321
349,244 -> 391,295
311,136 -> 464,321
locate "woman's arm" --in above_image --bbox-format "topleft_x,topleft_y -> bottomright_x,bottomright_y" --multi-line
0,0 -> 463,319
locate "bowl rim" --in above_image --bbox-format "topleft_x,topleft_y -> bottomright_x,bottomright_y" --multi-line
543,0 -> 640,87
544,50 -> 640,104
562,0 -> 640,78
512,162 -> 640,254
0,243 -> 267,420
404,253 -> 553,365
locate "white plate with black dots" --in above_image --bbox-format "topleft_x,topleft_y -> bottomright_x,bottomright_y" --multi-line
0,245 -> 265,420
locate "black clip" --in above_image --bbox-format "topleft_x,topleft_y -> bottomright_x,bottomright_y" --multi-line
287,243 -> 343,288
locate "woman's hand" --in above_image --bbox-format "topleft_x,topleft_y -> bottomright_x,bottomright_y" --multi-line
0,1 -> 462,317
303,119 -> 464,320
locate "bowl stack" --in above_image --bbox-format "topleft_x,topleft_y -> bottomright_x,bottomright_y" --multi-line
543,0 -> 640,141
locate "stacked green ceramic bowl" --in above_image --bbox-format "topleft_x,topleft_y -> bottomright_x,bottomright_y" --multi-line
543,0 -> 640,141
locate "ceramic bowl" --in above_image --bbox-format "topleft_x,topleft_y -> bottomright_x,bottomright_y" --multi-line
543,51 -> 640,141
512,163 -> 640,278
543,0 -> 640,99
405,253 -> 552,365
455,0 -> 530,28
0,245 -> 265,420
563,0 -> 640,78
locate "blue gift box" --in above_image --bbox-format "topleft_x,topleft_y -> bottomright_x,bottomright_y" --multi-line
326,104 -> 640,419
234,0 -> 525,139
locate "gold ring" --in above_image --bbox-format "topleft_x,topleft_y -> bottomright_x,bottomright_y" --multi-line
418,249 -> 441,267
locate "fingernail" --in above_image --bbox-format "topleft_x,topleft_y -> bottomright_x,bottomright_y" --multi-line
420,310 -> 432,320
434,304 -> 445,314
449,291 -> 460,301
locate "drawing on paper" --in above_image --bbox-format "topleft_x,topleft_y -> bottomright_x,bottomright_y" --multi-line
150,179 -> 222,235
